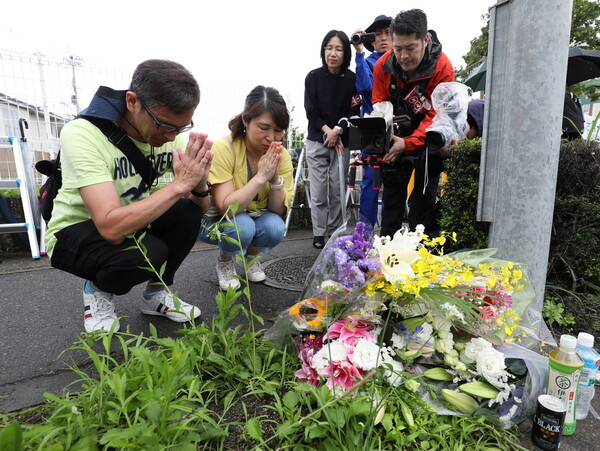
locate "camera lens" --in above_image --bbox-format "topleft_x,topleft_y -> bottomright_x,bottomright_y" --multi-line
425,131 -> 446,151
351,33 -> 362,45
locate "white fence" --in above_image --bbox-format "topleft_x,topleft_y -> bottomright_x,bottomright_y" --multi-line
0,49 -> 248,185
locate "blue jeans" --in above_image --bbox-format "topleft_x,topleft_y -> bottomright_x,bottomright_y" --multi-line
359,151 -> 383,227
198,211 -> 285,257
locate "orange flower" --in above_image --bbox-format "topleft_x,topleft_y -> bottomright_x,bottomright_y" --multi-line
289,298 -> 327,330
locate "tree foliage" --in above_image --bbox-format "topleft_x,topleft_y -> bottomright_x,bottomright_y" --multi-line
571,0 -> 600,49
458,14 -> 490,79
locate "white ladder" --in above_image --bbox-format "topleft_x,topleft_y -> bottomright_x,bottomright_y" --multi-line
0,136 -> 41,259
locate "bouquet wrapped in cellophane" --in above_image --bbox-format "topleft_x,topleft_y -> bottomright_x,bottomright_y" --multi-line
265,219 -> 553,428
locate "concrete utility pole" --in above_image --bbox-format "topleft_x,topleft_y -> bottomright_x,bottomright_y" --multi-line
477,0 -> 573,335
65,55 -> 83,115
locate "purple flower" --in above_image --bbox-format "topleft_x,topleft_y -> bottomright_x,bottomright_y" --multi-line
322,222 -> 380,291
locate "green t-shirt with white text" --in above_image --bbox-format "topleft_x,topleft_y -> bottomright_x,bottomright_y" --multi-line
44,118 -> 184,256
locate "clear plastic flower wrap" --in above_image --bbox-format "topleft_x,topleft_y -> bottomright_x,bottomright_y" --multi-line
301,219 -> 380,301
414,342 -> 548,429
265,218 -> 552,429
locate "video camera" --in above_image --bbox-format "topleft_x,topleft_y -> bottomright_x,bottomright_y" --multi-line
424,82 -> 470,151
348,114 -> 412,156
351,32 -> 376,46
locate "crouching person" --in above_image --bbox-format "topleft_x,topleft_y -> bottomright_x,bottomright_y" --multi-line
45,59 -> 214,334
198,86 -> 294,290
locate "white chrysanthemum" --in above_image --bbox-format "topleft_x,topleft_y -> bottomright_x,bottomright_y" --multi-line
381,353 -> 404,387
349,338 -> 383,371
390,333 -> 408,350
311,340 -> 349,374
460,337 -> 493,364
475,347 -> 510,388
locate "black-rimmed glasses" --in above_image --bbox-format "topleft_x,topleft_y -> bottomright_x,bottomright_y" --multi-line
139,98 -> 194,134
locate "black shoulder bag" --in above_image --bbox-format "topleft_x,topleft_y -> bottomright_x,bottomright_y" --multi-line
36,117 -> 156,222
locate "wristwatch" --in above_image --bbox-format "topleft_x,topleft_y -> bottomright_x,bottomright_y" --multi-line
191,182 -> 212,198
269,177 -> 285,190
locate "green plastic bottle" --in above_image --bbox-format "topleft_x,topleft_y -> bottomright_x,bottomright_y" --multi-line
546,334 -> 584,435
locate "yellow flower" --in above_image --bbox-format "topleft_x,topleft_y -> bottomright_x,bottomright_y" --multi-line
505,324 -> 518,336
461,271 -> 475,282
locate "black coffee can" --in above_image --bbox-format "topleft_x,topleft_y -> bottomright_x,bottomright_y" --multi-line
531,394 -> 567,451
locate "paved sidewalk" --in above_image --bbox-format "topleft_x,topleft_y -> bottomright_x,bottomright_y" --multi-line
0,228 -> 319,412
0,228 -> 598,449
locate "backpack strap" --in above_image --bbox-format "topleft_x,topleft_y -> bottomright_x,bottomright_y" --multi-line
82,116 -> 157,188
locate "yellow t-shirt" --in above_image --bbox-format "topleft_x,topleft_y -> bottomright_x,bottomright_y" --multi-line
205,134 -> 294,218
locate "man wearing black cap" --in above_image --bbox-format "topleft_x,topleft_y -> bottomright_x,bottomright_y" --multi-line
45,59 -> 214,334
352,14 -> 392,227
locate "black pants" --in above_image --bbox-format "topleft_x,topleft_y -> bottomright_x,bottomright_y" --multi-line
408,151 -> 445,234
50,199 -> 203,295
380,151 -> 445,237
380,157 -> 414,238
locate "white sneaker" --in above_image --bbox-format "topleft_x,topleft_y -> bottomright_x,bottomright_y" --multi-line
244,255 -> 266,282
83,281 -> 119,333
141,290 -> 201,323
216,260 -> 240,290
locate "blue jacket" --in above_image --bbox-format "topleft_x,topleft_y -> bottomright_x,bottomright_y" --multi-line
355,51 -> 384,115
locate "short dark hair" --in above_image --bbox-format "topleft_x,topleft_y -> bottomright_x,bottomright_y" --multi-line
129,59 -> 200,114
229,85 -> 290,141
320,30 -> 352,74
390,9 -> 428,40
467,115 -> 479,134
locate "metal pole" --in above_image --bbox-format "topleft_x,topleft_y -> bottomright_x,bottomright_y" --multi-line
65,55 -> 82,115
477,0 -> 573,335
36,53 -> 54,147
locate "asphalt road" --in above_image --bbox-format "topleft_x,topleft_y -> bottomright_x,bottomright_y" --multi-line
1,228 -> 598,449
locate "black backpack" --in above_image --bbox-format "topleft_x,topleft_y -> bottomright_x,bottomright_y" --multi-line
562,92 -> 585,140
35,117 -> 156,222
35,155 -> 61,222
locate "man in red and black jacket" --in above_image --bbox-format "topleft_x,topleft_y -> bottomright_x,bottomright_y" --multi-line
372,9 -> 454,237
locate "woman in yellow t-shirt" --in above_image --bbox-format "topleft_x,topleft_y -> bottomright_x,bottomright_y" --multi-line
199,86 -> 294,290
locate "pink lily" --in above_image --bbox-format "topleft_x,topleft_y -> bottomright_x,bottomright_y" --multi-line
326,317 -> 375,347
320,359 -> 363,390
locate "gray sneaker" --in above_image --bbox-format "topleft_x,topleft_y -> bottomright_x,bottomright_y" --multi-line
244,255 -> 266,282
216,260 -> 240,290
141,290 -> 200,323
83,281 -> 119,334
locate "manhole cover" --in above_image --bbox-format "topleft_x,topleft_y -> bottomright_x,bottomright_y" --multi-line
262,255 -> 317,292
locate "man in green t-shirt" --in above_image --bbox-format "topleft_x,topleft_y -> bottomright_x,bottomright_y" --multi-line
45,59 -> 214,334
